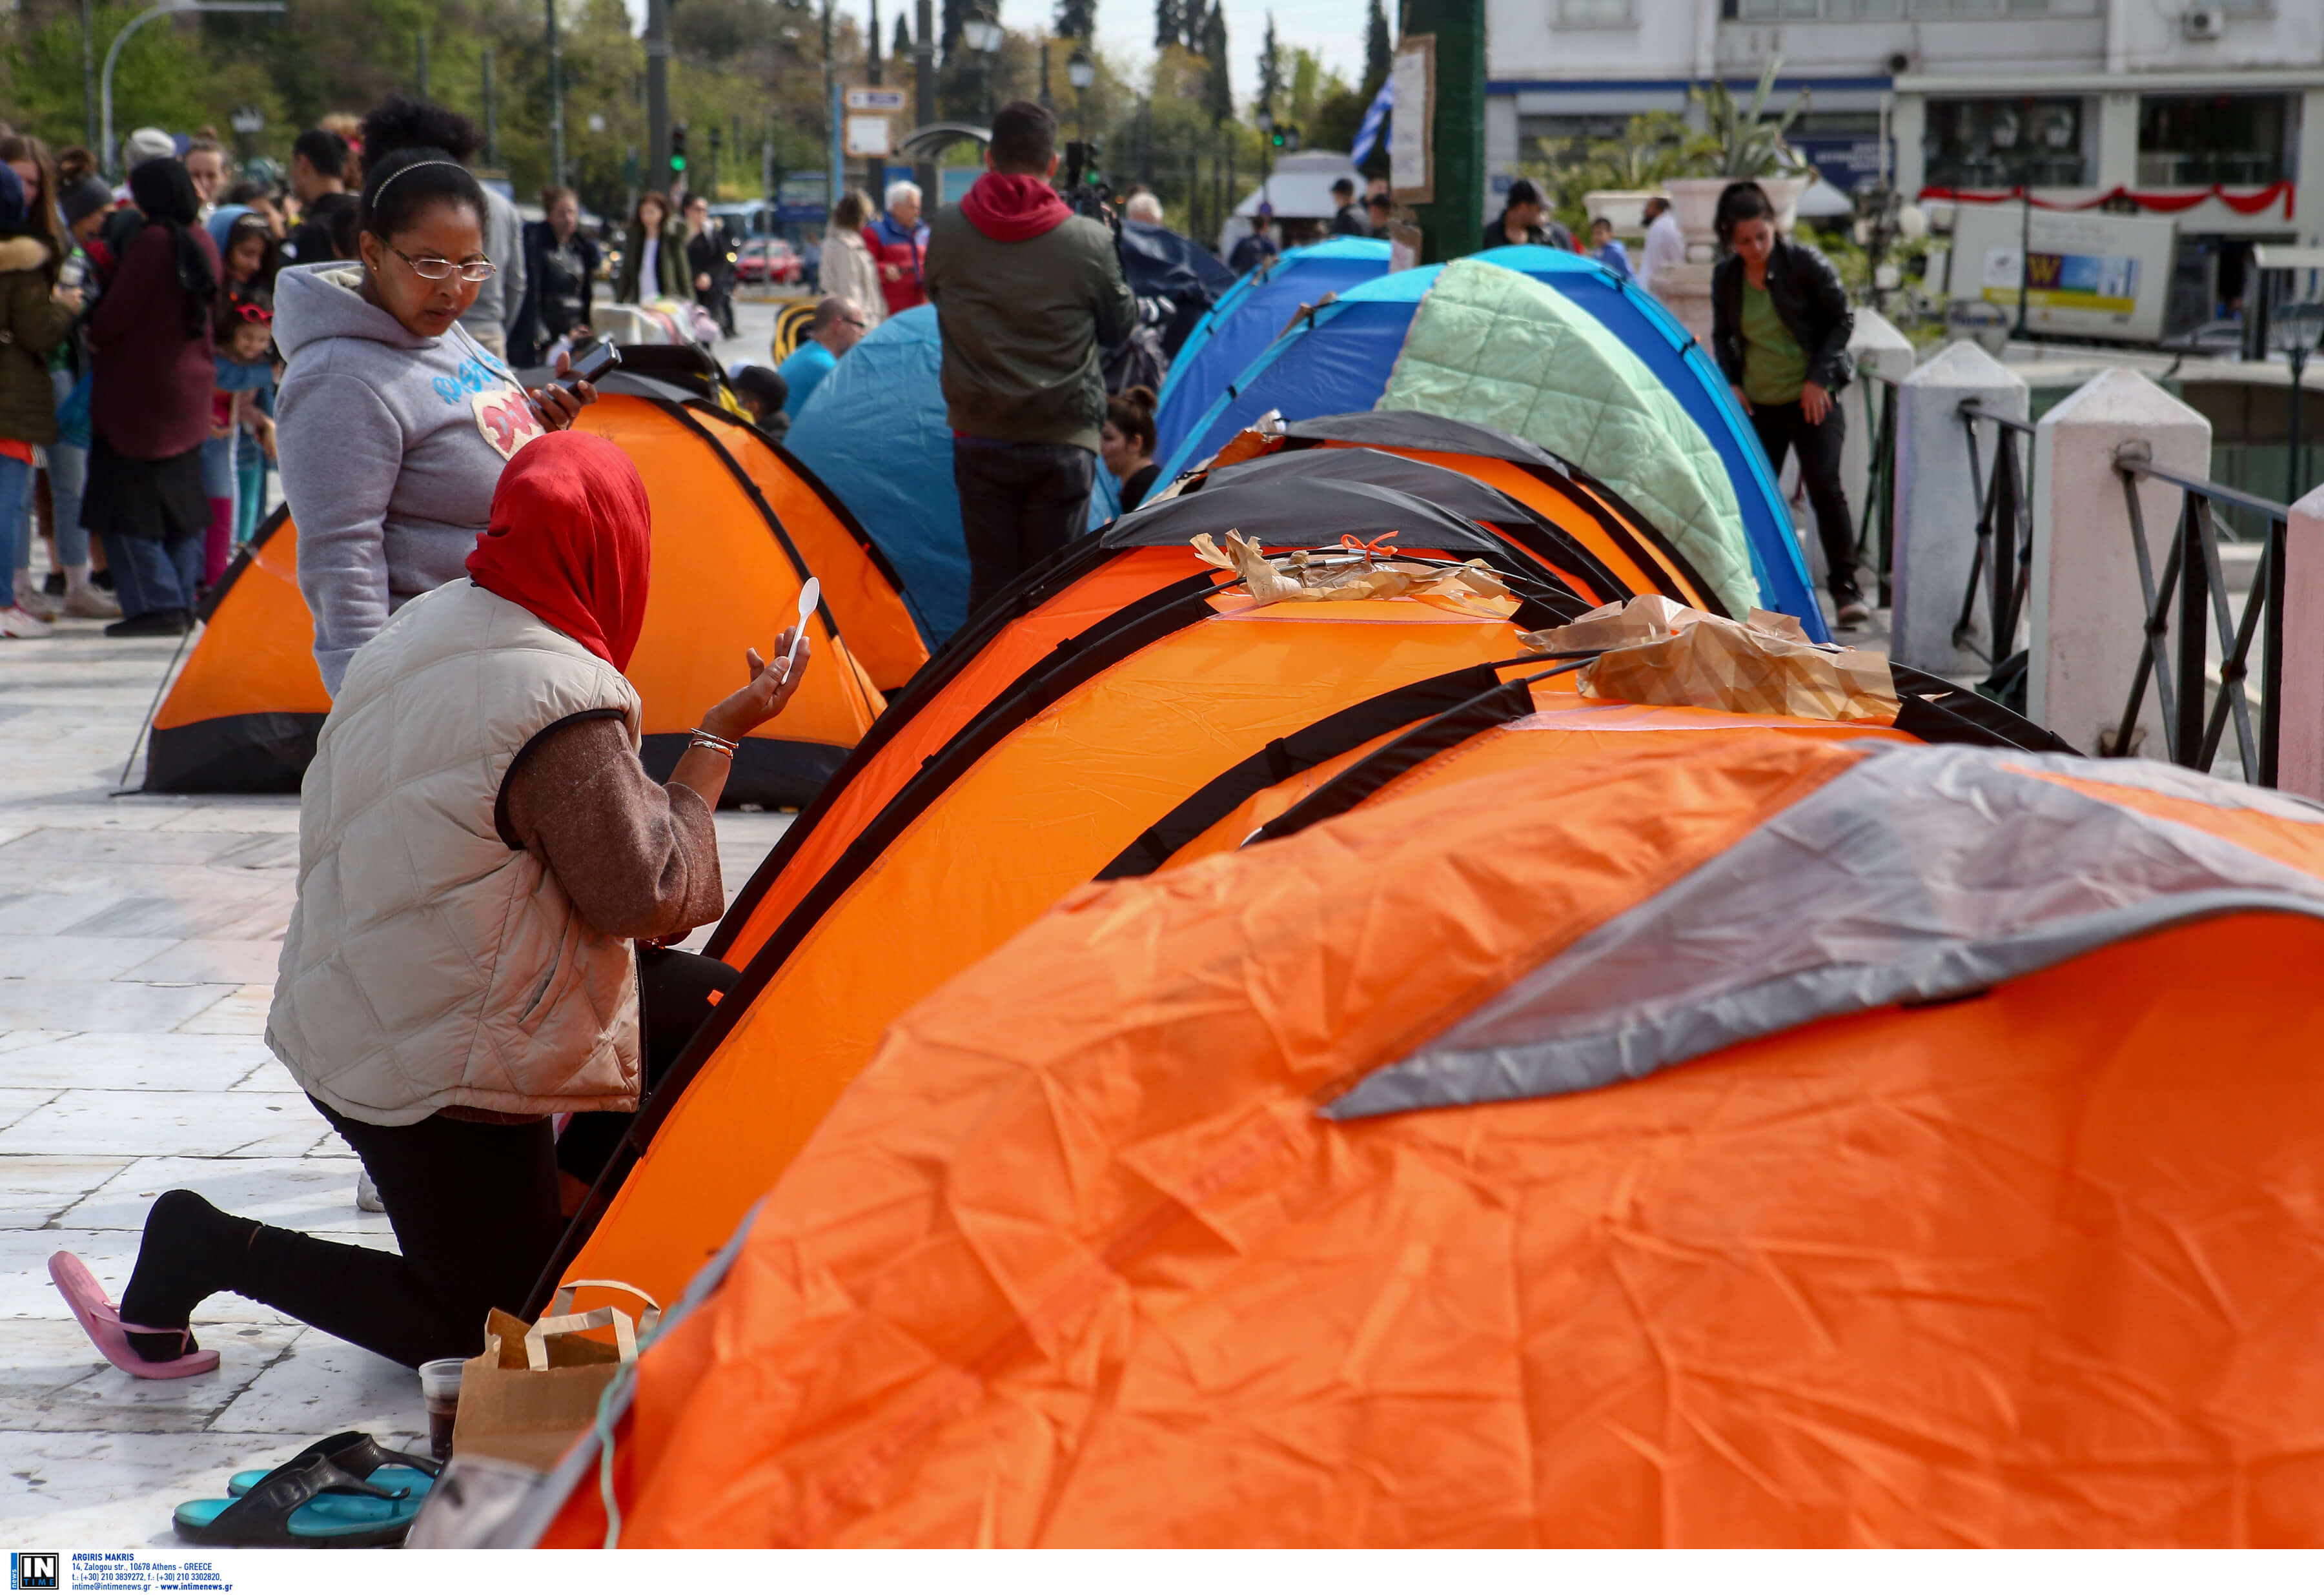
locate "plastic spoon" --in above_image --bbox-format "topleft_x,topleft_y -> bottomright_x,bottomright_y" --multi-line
784,577 -> 819,678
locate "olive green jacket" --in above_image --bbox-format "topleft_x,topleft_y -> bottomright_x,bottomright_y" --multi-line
924,207 -> 1135,454
0,236 -> 70,446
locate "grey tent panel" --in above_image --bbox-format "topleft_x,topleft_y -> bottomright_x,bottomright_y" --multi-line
1194,446 -> 1546,531
1279,411 -> 1573,473
1100,474 -> 1508,556
1327,744 -> 2324,1121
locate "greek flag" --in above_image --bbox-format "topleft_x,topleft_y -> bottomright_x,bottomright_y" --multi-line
1349,79 -> 1394,168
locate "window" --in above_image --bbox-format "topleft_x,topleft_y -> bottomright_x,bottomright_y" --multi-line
1520,112 -> 1634,157
1556,0 -> 1635,24
1924,97 -> 2088,188
1906,0 -> 2049,14
2137,95 -> 2292,187
1735,0 -> 1903,16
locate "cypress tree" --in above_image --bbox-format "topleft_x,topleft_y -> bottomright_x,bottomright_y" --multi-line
1362,0 -> 1391,96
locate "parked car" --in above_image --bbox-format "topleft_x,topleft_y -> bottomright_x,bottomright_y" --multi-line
734,237 -> 802,286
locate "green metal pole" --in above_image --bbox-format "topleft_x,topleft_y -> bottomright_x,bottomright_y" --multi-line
1402,0 -> 1480,265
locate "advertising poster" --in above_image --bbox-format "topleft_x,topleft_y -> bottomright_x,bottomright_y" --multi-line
1946,204 -> 2177,343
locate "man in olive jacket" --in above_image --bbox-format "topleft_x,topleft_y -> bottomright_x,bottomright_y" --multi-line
926,99 -> 1137,617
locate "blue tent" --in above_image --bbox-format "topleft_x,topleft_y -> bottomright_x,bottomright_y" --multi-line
1159,245 -> 1823,638
784,305 -> 1120,647
1154,237 -> 1392,463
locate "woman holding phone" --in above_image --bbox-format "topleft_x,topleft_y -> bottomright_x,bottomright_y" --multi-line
50,431 -> 813,1378
274,145 -> 602,694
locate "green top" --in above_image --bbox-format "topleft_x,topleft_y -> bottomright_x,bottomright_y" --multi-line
1740,278 -> 1808,407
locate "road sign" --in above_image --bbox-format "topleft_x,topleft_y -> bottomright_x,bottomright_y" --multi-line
845,88 -> 907,112
844,115 -> 893,157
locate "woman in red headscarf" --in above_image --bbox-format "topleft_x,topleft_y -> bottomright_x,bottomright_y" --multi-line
50,432 -> 808,1383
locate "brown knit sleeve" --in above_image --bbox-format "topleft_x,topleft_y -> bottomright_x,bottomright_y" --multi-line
498,713 -> 724,942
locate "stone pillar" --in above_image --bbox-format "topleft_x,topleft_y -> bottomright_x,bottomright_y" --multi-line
2296,88 -> 2324,247
2030,368 -> 2212,757
1839,309 -> 1915,567
2095,93 -> 2139,194
1653,261 -> 1713,347
2279,482 -> 2324,799
1890,341 -> 2026,676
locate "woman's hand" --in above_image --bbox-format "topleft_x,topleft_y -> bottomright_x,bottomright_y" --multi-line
52,285 -> 83,312
1800,380 -> 1831,426
527,349 -> 599,432
1731,384 -> 1753,418
699,631 -> 811,743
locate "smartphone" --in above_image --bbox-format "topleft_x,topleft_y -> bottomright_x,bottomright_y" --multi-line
559,336 -> 620,391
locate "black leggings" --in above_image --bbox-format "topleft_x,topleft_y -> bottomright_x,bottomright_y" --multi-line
118,948 -> 733,1370
1749,398 -> 1859,603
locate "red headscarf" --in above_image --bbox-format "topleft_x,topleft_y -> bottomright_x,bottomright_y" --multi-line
467,431 -> 653,672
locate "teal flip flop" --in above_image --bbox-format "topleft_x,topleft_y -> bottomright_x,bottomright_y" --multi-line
223,1431 -> 438,1505
174,1452 -> 424,1548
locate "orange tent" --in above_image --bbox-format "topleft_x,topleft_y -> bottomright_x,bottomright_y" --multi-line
516,734 -> 2324,1547
143,390 -> 904,805
536,453 -> 1626,1312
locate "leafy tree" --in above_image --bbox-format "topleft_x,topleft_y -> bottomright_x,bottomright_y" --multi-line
1360,0 -> 1389,96
1054,0 -> 1095,41
1153,0 -> 1181,53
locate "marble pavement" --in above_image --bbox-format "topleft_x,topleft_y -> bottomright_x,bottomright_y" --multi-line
0,608 -> 790,1546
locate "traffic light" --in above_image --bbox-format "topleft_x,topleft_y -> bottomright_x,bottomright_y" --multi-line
669,123 -> 688,175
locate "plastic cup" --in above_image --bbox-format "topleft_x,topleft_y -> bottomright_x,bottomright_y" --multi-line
418,1357 -> 465,1461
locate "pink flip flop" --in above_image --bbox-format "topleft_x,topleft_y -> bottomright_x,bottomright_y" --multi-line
48,1252 -> 219,1379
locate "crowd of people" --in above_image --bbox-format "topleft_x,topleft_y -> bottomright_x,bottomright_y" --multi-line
0,99 -> 643,642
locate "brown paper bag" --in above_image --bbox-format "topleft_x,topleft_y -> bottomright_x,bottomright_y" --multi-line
1527,594 -> 1901,724
447,1280 -> 660,1472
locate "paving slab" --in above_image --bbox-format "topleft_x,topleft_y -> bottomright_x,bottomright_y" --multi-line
0,567 -> 795,1546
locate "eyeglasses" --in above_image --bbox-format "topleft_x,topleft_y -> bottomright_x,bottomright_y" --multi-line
842,316 -> 867,329
389,245 -> 496,283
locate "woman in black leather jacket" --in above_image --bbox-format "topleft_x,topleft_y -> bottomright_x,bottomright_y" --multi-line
1709,181 -> 1865,626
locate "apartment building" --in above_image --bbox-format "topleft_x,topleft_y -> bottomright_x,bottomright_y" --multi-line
1485,0 -> 2324,314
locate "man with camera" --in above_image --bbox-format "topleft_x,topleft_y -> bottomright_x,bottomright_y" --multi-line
926,101 -> 1136,617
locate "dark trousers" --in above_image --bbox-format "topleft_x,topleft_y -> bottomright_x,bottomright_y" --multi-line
122,949 -> 733,1368
105,530 -> 202,618
1749,398 -> 1859,604
954,441 -> 1097,620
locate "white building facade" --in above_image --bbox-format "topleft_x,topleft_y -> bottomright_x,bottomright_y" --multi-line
1485,0 -> 2324,314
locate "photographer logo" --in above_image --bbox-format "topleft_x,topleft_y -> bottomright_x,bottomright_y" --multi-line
9,1553 -> 58,1591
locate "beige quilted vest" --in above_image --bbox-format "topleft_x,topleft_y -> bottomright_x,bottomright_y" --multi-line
268,580 -> 646,1126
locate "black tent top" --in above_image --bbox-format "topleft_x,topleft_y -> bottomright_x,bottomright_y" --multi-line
1190,445 -> 1550,531
1279,412 -> 1575,474
1100,472 -> 1510,556
1119,219 -> 1238,306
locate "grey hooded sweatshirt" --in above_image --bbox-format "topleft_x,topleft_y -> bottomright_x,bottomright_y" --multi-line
274,261 -> 549,693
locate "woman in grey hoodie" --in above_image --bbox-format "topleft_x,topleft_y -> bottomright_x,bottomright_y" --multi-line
275,147 -> 597,693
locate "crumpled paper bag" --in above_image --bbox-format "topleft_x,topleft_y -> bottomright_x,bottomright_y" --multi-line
1191,532 -> 1520,619
1525,595 -> 1899,724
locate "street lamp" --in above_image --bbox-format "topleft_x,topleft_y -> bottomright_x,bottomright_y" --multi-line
102,0 -> 284,176
962,12 -> 1003,123
1067,47 -> 1092,139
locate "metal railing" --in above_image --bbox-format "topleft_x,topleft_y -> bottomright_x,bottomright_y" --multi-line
1954,398 -> 2037,671
1853,370 -> 1899,607
2110,452 -> 2286,786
